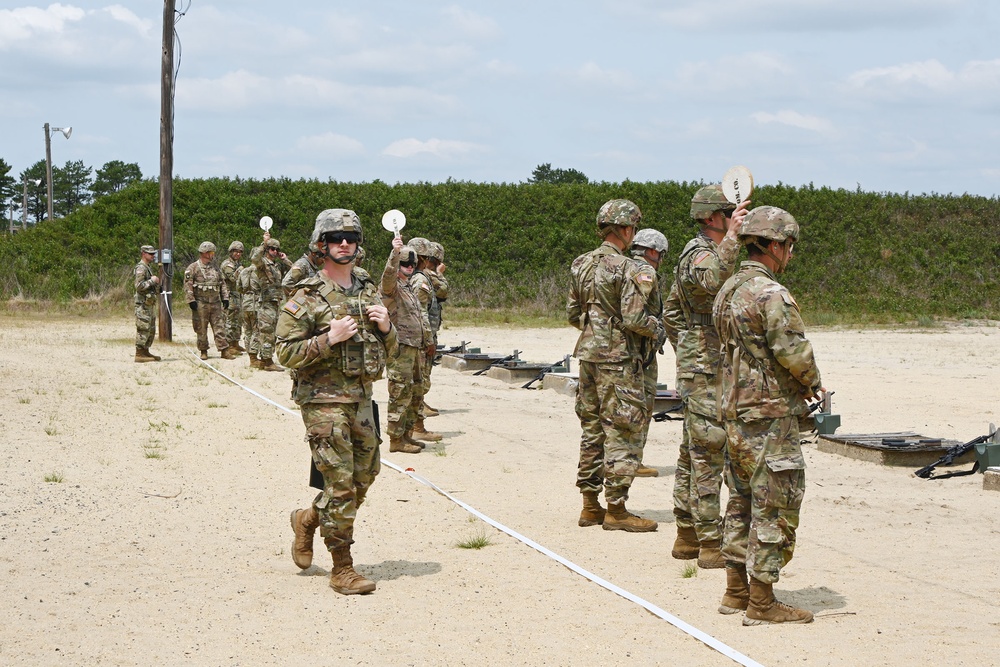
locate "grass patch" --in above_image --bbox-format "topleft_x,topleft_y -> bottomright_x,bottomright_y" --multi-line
206,401 -> 227,408
17,396 -> 30,404
434,448 -> 447,457
680,563 -> 698,579
444,306 -> 566,329
136,376 -> 152,386
456,529 -> 493,550
44,422 -> 58,436
148,420 -> 168,432
143,445 -> 165,459
44,471 -> 65,483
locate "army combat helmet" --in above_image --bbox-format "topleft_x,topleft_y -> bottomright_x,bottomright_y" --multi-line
198,241 -> 216,254
596,198 -> 642,238
739,206 -> 799,272
408,237 -> 431,258
228,241 -> 244,253
690,184 -> 734,222
313,208 -> 363,264
632,228 -> 668,254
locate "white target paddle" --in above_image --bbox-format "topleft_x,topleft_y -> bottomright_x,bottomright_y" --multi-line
259,215 -> 273,232
381,209 -> 406,239
722,166 -> 754,205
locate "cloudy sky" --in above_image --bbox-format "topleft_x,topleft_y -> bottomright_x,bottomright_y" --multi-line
2,1 -> 998,195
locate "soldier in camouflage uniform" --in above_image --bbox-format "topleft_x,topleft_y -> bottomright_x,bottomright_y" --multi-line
407,237 -> 444,440
712,206 -> 823,625
568,199 -> 666,532
380,236 -> 433,454
663,185 -> 749,569
278,208 -> 397,596
238,264 -> 261,366
250,233 -> 293,371
220,241 -> 246,354
628,229 -> 669,478
184,242 -> 238,361
421,241 -> 449,417
282,240 -> 325,297
134,245 -> 161,362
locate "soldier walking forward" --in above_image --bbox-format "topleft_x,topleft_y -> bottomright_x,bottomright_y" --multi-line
713,206 -> 823,624
663,185 -> 749,569
278,208 -> 397,596
250,233 -> 292,371
568,199 -> 666,532
184,242 -> 237,360
134,245 -> 161,362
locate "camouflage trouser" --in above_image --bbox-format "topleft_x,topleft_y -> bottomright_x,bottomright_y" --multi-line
135,301 -> 156,348
192,299 -> 229,352
721,416 -> 805,584
242,308 -> 259,355
257,300 -> 279,360
639,359 -> 657,452
224,293 -> 242,346
672,374 -> 728,542
386,344 -> 425,438
301,401 -> 381,551
575,359 -> 647,503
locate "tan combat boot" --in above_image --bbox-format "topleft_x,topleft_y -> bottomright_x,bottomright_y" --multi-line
719,564 -> 750,614
603,499 -> 657,532
248,353 -> 261,369
698,539 -> 726,569
221,347 -> 239,360
199,350 -> 209,360
671,525 -> 700,559
403,431 -> 427,449
329,546 -> 376,595
421,403 -> 440,418
389,435 -> 422,454
634,464 -> 659,477
289,506 -> 319,570
232,342 -> 247,353
259,358 -> 284,372
135,346 -> 155,363
578,491 -> 606,527
411,418 -> 442,442
743,577 -> 814,625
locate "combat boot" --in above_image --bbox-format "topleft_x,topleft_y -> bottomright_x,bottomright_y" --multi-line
248,353 -> 261,369
134,346 -> 155,363
259,358 -> 284,372
221,347 -> 239,360
389,435 -> 422,454
603,499 -> 657,532
411,418 -> 442,442
329,546 -> 376,595
145,348 -> 161,361
403,431 -> 427,449
421,403 -> 440,418
718,564 -> 750,614
232,342 -> 247,353
199,350 -> 209,360
671,525 -> 700,560
698,539 -> 726,569
743,577 -> 814,625
634,465 -> 659,477
578,491 -> 606,527
289,506 -> 319,570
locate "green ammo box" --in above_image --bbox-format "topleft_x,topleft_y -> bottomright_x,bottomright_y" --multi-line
975,441 -> 1000,471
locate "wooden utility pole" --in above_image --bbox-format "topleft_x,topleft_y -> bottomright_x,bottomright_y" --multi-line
158,0 -> 175,341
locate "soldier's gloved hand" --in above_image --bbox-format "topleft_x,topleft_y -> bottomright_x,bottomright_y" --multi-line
189,302 -> 197,311
223,300 -> 229,309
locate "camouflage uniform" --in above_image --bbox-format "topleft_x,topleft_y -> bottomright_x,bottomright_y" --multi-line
220,252 -> 244,347
134,255 -> 158,349
282,252 -> 323,297
380,248 -> 432,440
183,258 -> 230,354
663,231 -> 739,543
238,266 -> 261,356
713,259 -> 821,584
568,241 -> 665,503
409,267 -> 441,401
251,242 -> 293,363
276,271 -> 398,551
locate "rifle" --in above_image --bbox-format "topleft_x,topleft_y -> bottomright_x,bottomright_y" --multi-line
521,357 -> 571,390
914,428 -> 997,480
652,404 -> 684,422
472,350 -> 520,376
433,342 -> 469,366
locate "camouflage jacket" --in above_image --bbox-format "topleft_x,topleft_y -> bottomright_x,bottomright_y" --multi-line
282,253 -> 322,297
237,266 -> 260,313
632,255 -> 665,368
134,261 -> 158,306
427,270 -> 448,332
220,257 -> 243,306
276,271 -> 398,405
712,261 -> 822,421
250,244 -> 292,303
380,251 -> 431,348
409,270 -> 440,332
663,232 -> 739,378
567,242 -> 666,364
183,260 -> 228,304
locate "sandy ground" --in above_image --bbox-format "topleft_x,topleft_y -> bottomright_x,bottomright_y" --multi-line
1,313 -> 999,666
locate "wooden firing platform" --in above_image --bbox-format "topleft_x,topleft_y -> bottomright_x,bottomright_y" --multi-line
439,353 -> 508,373
542,372 -> 579,397
816,432 -> 971,467
984,468 -> 1000,492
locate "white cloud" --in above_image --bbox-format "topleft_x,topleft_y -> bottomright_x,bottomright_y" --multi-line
674,52 -> 793,91
848,58 -> 1000,92
295,132 -> 365,157
102,5 -> 151,37
751,110 -> 834,134
442,6 -> 501,40
573,62 -> 637,89
0,4 -> 85,45
382,138 -> 485,159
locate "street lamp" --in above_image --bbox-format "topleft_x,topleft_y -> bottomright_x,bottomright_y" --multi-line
22,177 -> 42,230
44,122 -> 72,222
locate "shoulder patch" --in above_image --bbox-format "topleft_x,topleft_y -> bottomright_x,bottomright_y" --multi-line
282,299 -> 306,319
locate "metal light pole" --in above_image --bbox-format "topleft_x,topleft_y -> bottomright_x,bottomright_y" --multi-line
43,122 -> 72,222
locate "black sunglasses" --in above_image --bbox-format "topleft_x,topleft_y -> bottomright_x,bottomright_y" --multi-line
324,232 -> 360,245
399,260 -> 415,268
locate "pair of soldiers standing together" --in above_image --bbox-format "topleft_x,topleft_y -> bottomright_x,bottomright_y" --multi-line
569,189 -> 823,626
